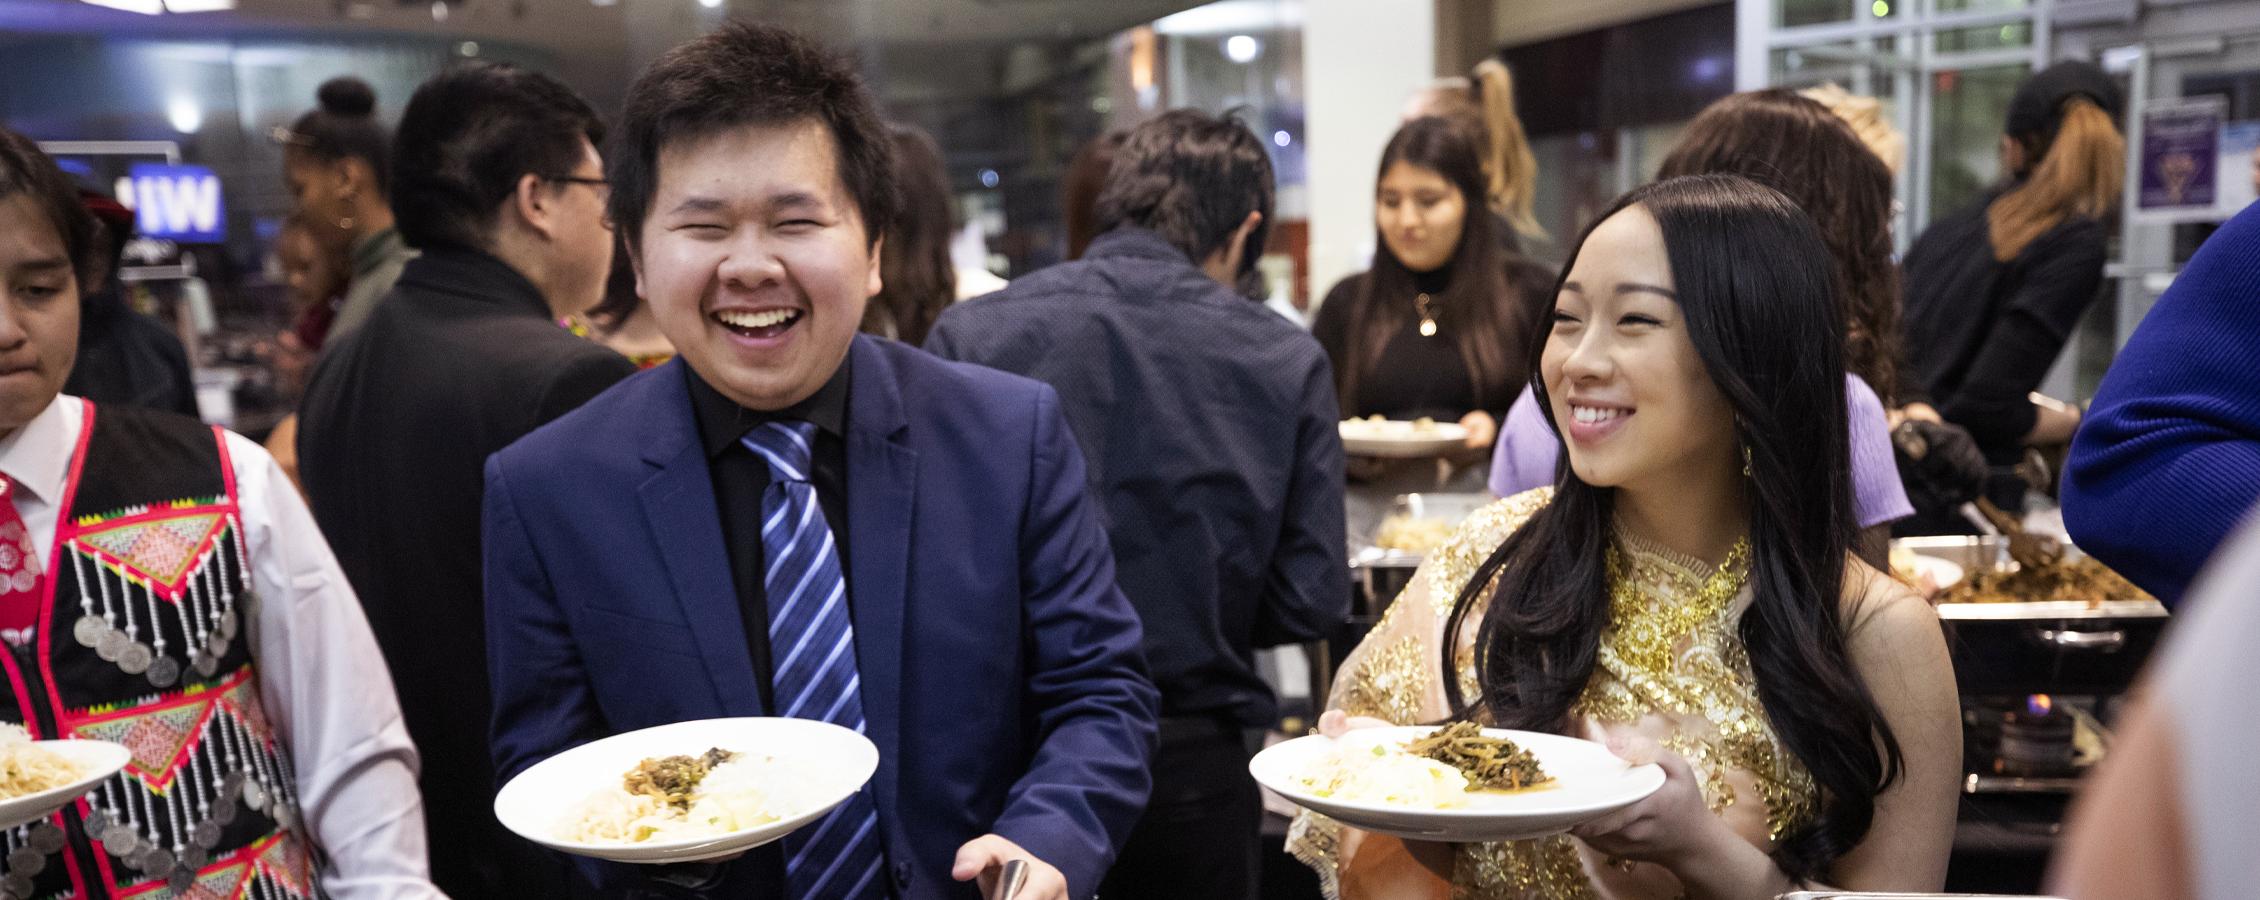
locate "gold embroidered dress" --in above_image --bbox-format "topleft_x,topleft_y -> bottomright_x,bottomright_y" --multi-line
1288,489 -> 1819,899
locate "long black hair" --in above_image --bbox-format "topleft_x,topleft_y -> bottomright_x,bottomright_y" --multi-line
1440,173 -> 1900,882
1340,116 -> 1528,414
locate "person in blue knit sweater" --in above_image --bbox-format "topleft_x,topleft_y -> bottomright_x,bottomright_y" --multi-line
2062,200 -> 2260,608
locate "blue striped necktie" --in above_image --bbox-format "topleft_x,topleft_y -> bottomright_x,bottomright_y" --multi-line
741,421 -> 886,900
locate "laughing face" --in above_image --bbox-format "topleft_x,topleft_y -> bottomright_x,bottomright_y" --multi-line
1541,204 -> 1738,492
635,119 -> 881,411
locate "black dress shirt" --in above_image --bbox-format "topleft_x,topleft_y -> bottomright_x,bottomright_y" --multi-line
686,358 -> 852,711
925,227 -> 1350,728
649,362 -> 851,900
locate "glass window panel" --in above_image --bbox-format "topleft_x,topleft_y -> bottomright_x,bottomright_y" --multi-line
1935,22 -> 2033,54
1770,38 -> 1907,94
1927,63 -> 2031,218
1777,0 -> 1899,29
1529,131 -> 1620,257
1933,0 -> 2030,13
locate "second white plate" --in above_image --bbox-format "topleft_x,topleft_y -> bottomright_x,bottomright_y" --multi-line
1251,726 -> 1664,842
1341,421 -> 1470,458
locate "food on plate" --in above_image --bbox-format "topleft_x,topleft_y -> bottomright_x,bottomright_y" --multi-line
1936,556 -> 2152,606
1294,741 -> 1471,808
0,723 -> 82,799
1293,724 -> 1553,809
558,747 -> 787,843
1407,721 -> 1553,791
623,747 -> 736,807
1374,514 -> 1453,554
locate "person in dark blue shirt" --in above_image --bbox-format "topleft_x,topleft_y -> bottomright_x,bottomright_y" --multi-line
926,109 -> 1349,900
2062,201 -> 2260,607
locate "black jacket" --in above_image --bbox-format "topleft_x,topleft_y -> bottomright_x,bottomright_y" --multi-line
297,247 -> 634,899
65,284 -> 197,417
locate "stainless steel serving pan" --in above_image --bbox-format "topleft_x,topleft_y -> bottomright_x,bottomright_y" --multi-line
1895,536 -> 2169,696
1347,493 -> 1492,619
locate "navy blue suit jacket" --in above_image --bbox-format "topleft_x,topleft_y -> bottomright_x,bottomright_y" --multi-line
484,336 -> 1159,899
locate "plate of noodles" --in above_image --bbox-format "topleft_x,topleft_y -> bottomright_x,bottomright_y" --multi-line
0,724 -> 131,830
1251,723 -> 1664,842
495,717 -> 878,864
1340,417 -> 1469,458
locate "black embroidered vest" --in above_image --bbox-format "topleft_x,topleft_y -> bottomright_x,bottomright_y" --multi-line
0,401 -> 319,900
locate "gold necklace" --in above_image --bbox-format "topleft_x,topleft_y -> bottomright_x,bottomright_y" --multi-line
1415,292 -> 1439,337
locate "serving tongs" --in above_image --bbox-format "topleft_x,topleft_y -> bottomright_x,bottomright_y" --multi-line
1973,497 -> 2064,570
989,859 -> 1029,900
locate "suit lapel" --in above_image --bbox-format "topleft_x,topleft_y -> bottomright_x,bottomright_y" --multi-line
637,361 -> 766,717
844,337 -> 915,818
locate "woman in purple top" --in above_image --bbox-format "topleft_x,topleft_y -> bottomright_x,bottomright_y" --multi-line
1492,89 -> 1915,556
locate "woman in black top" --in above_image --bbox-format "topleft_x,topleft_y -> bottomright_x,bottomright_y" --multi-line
1313,117 -> 1545,436
1901,61 -> 2124,510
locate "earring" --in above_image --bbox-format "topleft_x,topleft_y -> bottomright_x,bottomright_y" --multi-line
1742,444 -> 1754,478
337,215 -> 355,231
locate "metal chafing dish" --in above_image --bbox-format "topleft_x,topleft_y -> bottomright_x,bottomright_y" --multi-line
1891,534 -> 2166,890
1332,493 -> 1494,692
1348,492 -> 1492,620
1897,536 -> 2170,699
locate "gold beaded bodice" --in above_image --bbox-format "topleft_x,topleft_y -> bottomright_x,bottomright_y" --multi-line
1289,489 -> 1821,900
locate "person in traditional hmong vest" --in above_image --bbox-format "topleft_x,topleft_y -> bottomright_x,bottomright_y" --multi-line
1288,176 -> 1964,898
0,129 -> 442,899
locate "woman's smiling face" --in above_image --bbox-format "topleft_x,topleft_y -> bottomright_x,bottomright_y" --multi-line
1542,204 -> 1739,493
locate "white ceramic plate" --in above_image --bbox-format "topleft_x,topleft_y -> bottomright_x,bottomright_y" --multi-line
1340,420 -> 1470,458
495,717 -> 878,864
0,740 -> 131,830
1250,726 -> 1665,842
1896,555 -> 1966,595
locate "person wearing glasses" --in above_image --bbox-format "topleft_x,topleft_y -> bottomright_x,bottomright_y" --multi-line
295,61 -> 634,900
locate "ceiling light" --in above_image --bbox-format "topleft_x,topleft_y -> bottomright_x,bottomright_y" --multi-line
458,41 -> 479,56
166,96 -> 203,134
1224,35 -> 1261,64
697,0 -> 722,9
430,0 -> 448,21
79,0 -> 165,14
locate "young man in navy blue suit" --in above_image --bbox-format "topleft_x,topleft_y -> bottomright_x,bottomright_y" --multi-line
482,22 -> 1159,900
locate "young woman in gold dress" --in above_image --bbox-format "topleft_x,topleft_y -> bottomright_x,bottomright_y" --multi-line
1290,174 -> 1962,899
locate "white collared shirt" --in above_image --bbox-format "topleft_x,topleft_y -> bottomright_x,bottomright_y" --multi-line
0,396 -> 446,900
